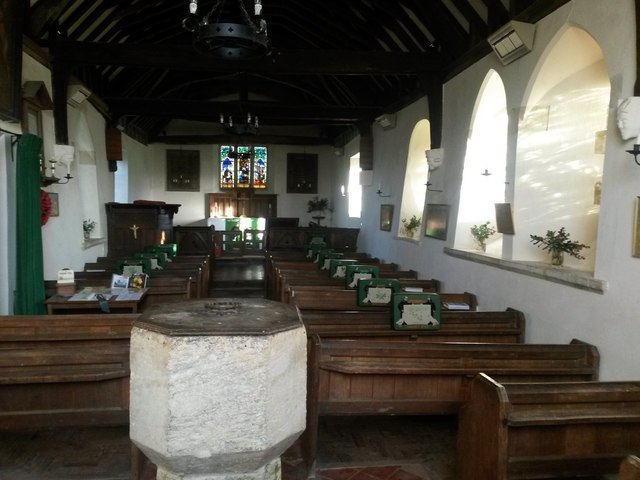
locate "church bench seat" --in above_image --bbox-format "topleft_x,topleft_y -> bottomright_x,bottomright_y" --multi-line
274,264 -> 413,302
300,308 -> 525,343
457,373 -> 640,480
620,455 -> 640,480
294,337 -> 599,477
313,337 -> 598,416
288,285 -> 473,311
0,314 -> 137,430
265,255 -> 378,300
63,272 -> 194,306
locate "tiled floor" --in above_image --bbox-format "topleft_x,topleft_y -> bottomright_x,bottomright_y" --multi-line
314,416 -> 456,480
0,416 -> 456,480
315,464 -> 429,480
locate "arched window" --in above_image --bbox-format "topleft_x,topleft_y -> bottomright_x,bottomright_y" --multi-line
454,70 -> 508,254
398,120 -> 430,239
514,27 -> 608,270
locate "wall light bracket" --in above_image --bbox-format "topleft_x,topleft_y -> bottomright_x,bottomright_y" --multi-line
626,144 -> 640,165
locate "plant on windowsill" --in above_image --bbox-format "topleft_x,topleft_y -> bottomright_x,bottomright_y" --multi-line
529,227 -> 590,266
307,196 -> 332,226
83,219 -> 96,240
470,221 -> 496,252
401,214 -> 421,238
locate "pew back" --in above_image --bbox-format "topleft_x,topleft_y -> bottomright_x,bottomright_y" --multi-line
301,309 -> 525,343
313,337 -> 599,417
0,314 -> 138,429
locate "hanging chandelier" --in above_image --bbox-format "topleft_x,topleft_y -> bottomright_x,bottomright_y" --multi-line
182,0 -> 269,59
220,112 -> 259,135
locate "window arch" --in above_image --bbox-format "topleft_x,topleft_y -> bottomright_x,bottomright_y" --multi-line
454,70 -> 508,254
514,26 -> 609,270
398,120 -> 430,239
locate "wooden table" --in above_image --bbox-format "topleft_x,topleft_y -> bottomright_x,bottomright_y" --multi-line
45,288 -> 148,314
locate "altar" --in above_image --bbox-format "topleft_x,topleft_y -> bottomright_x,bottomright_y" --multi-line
207,217 -> 266,256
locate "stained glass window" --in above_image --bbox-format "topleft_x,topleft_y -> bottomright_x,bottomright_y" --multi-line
220,145 -> 268,189
253,146 -> 267,189
220,145 -> 235,189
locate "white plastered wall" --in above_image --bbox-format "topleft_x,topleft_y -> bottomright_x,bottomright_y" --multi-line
356,0 -> 640,380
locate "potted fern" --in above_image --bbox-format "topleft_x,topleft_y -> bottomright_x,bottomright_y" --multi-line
307,196 -> 331,226
529,227 -> 589,266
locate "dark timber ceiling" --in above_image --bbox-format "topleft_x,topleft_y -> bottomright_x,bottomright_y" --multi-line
25,0 -> 569,146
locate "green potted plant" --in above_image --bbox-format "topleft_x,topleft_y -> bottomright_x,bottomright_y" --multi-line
470,221 -> 496,252
307,196 -> 332,226
529,227 -> 589,266
83,219 -> 96,240
401,214 -> 421,238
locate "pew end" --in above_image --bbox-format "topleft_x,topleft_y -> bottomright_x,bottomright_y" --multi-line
457,372 -> 640,480
620,455 -> 640,480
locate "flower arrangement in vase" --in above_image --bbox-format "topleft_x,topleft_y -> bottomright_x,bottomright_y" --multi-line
83,219 -> 96,240
470,221 -> 496,252
529,227 -> 589,266
401,214 -> 421,238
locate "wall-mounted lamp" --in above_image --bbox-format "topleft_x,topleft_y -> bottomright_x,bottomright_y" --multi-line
426,148 -> 444,192
425,181 -> 443,192
340,185 -> 347,197
481,169 -> 492,176
40,145 -> 74,186
626,144 -> 640,165
376,184 -> 391,197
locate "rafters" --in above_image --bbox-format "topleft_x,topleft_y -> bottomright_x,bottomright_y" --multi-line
27,0 -> 572,145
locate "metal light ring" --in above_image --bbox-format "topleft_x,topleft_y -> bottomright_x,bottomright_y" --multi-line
194,22 -> 268,58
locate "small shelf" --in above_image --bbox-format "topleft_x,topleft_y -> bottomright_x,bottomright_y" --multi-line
82,237 -> 106,250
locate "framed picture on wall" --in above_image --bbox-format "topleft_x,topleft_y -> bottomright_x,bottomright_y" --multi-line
0,0 -> 24,121
166,149 -> 200,192
380,204 -> 394,231
287,153 -> 318,193
424,204 -> 449,240
495,203 -> 515,234
49,192 -> 59,217
633,197 -> 640,257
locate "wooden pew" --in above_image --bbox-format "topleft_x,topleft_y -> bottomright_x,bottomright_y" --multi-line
266,255 -> 379,300
294,337 -> 599,478
288,285 -> 472,311
313,337 -> 598,417
0,314 -> 137,429
301,309 -> 525,343
620,455 -> 640,480
88,253 -> 210,297
457,373 -> 640,480
274,264 -> 414,303
76,267 -> 201,300
71,272 -> 193,309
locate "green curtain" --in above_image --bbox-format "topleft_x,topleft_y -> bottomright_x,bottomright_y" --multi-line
14,133 -> 46,315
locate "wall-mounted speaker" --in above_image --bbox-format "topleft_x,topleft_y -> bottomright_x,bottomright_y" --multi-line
488,21 -> 536,65
67,83 -> 92,107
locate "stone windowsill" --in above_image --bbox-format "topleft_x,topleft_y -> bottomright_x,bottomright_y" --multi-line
444,247 -> 607,294
82,237 -> 106,250
395,235 -> 421,244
